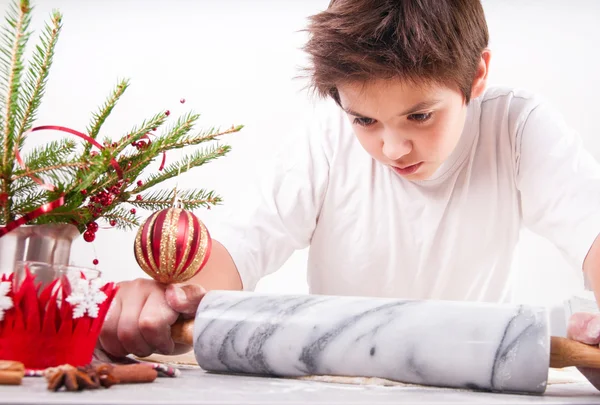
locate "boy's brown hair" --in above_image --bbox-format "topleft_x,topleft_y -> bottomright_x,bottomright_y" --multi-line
303,0 -> 489,104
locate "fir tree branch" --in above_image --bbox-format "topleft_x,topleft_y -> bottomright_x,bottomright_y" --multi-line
103,206 -> 139,230
83,78 -> 129,155
110,110 -> 168,157
154,111 -> 199,145
128,188 -> 222,210
15,8 -> 61,138
11,188 -> 46,214
15,138 -> 76,172
1,0 -> 32,165
0,0 -> 32,222
12,161 -> 85,181
162,124 -> 242,151
134,143 -> 231,192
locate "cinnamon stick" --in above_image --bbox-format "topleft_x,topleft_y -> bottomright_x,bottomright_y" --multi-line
103,364 -> 157,384
0,361 -> 25,385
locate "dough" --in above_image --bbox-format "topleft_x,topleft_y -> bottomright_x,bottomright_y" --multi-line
137,353 -> 588,386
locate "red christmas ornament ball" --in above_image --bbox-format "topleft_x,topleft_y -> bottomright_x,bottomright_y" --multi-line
133,208 -> 212,284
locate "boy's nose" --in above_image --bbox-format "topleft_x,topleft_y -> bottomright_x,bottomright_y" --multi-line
382,135 -> 412,161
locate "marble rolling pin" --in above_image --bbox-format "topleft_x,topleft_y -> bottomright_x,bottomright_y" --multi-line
170,290 -> 600,394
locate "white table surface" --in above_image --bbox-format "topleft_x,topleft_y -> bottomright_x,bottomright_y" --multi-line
0,368 -> 599,405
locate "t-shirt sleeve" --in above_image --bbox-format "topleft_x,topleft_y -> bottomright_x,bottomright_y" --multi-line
204,114 -> 331,291
515,101 -> 600,271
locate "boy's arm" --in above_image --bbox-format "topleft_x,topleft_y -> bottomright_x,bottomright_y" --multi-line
515,100 -> 600,296
187,240 -> 243,291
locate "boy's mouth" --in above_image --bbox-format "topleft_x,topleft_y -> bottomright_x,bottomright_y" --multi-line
392,162 -> 423,176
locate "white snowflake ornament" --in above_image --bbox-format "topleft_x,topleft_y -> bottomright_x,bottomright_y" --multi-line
0,281 -> 14,322
65,277 -> 107,319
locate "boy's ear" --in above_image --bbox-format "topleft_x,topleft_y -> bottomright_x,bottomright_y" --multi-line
470,49 -> 491,100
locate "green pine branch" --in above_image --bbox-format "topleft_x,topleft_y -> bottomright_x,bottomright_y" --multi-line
83,78 -> 129,155
103,206 -> 139,231
14,138 -> 76,174
0,0 -> 32,222
166,124 -> 243,150
134,143 -> 231,193
0,0 -> 242,231
0,0 -> 32,166
15,8 -> 61,139
128,188 -> 222,210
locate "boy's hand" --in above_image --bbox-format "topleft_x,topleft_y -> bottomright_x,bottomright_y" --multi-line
566,312 -> 600,389
98,278 -> 205,359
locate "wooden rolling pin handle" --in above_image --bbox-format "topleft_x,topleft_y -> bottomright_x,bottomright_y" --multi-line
171,318 -> 195,346
550,336 -> 600,369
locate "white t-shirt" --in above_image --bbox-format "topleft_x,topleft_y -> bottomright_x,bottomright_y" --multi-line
207,86 -> 600,303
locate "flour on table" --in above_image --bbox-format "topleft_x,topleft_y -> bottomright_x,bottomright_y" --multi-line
137,353 -> 588,387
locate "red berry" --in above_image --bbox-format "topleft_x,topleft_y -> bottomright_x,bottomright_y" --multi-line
180,98 -> 185,104
112,142 -> 117,148
137,180 -> 143,187
165,110 -> 170,116
110,219 -> 117,226
87,221 -> 99,232
136,195 -> 142,201
93,259 -> 99,265
83,230 -> 95,242
152,127 -> 157,131
130,208 -> 136,214
80,189 -> 87,196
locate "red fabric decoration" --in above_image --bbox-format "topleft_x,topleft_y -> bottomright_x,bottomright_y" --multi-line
0,268 -> 118,370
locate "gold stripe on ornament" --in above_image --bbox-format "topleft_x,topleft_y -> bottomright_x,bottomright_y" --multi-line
134,225 -> 154,279
159,208 -> 177,283
174,210 -> 194,278
179,219 -> 209,282
165,208 -> 179,281
145,212 -> 160,277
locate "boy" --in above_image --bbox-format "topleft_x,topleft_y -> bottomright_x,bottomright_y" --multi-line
99,0 -> 600,388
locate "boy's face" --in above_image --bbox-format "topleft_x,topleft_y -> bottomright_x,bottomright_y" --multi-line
337,79 -> 470,181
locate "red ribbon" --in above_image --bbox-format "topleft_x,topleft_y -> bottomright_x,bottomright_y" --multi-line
0,125 -> 124,238
136,133 -> 166,171
32,126 -> 123,178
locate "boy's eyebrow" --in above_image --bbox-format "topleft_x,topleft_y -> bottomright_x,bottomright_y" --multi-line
343,99 -> 441,118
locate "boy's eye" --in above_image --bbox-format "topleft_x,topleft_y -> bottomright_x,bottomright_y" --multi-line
352,117 -> 376,127
408,112 -> 432,123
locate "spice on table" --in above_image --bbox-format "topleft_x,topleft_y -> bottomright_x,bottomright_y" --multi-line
45,363 -> 158,392
103,364 -> 158,384
0,360 -> 25,385
45,364 -> 100,391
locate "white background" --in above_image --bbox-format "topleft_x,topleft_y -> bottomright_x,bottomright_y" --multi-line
6,0 -> 600,309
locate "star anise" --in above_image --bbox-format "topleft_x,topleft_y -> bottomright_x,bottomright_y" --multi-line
45,364 -> 100,392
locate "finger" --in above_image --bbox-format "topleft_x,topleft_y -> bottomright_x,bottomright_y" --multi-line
98,296 -> 129,358
138,288 -> 180,355
567,312 -> 600,345
117,288 -> 154,358
165,283 -> 206,317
